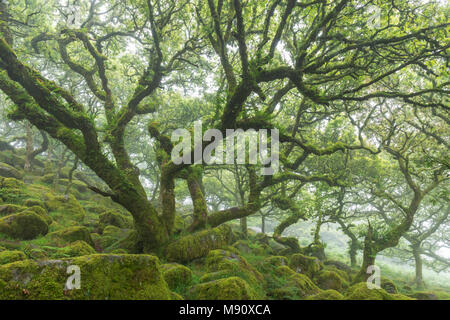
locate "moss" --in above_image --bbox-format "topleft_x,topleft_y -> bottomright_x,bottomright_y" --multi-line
170,291 -> 184,300
289,253 -> 323,278
104,230 -> 138,253
0,178 -> 28,203
306,289 -> 344,300
102,225 -> 122,237
323,265 -> 350,282
304,242 -> 326,261
0,250 -> 27,265
206,250 -> 263,281
392,294 -> 416,300
44,193 -> 85,222
110,249 -> 128,254
274,266 -> 320,298
24,198 -> 46,209
200,270 -> 231,283
315,270 -> 348,292
161,263 -> 193,290
173,214 -> 186,234
324,260 -> 352,273
28,248 -> 48,260
48,226 -> 94,247
262,256 -> 288,268
0,254 -> 173,299
188,277 -> 257,300
0,211 -> 48,240
165,225 -> 233,263
23,206 -> 52,225
232,240 -> 268,255
58,241 -> 96,258
380,277 -> 398,294
0,162 -> 23,179
345,282 -> 396,300
1,177 -> 24,189
84,205 -> 109,214
408,291 -> 438,300
98,210 -> 130,232
433,290 -> 450,300
99,226 -> 134,251
0,204 -> 26,216
0,151 -> 25,169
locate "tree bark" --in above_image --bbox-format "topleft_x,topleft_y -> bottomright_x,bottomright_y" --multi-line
261,214 -> 265,234
186,168 -> 208,232
412,243 -> 425,289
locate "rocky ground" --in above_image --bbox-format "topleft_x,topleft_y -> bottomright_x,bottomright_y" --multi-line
0,148 -> 448,300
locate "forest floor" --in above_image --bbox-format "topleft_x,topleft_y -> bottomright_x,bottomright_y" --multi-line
0,148 -> 449,300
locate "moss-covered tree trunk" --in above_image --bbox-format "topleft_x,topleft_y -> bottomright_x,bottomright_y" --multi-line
261,214 -> 265,234
349,239 -> 358,268
412,243 -> 425,289
354,244 -> 376,283
240,217 -> 248,238
24,122 -> 33,173
186,167 -> 208,232
353,224 -> 377,283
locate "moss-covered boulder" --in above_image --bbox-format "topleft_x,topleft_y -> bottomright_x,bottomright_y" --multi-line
381,277 -> 398,294
315,270 -> 348,292
165,225 -> 233,262
0,250 -> 27,265
0,151 -> 25,168
99,226 -> 134,251
323,265 -> 350,282
275,266 -> 320,299
205,250 -> 264,287
324,260 -> 352,273
98,210 -> 130,232
24,198 -> 46,209
408,291 -> 438,300
161,263 -> 192,290
0,254 -> 173,299
84,205 -> 109,214
44,193 -> 85,222
0,204 -> 26,216
188,277 -> 257,300
345,282 -> 400,300
0,162 -> 23,179
0,212 -> 48,240
48,226 -> 94,247
0,178 -> 27,203
306,289 -> 345,300
103,229 -> 138,253
0,177 -> 23,189
23,206 -> 52,225
268,238 -> 288,252
232,240 -> 268,255
28,248 -> 48,260
392,294 -> 416,300
303,242 -> 326,261
262,256 -> 289,268
59,241 -> 96,258
289,253 -> 323,278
